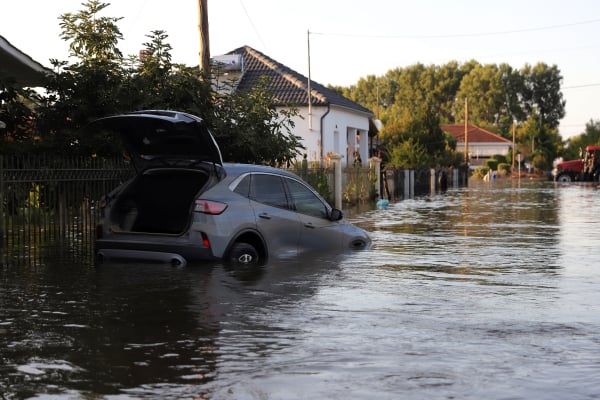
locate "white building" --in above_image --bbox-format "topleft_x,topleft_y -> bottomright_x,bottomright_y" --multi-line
213,46 -> 377,167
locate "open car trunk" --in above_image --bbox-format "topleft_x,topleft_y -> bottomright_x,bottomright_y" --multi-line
110,169 -> 210,235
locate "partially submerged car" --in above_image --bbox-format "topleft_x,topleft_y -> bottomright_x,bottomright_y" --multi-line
92,110 -> 371,266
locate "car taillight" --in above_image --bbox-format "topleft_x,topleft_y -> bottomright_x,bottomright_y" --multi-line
194,199 -> 228,215
201,232 -> 210,248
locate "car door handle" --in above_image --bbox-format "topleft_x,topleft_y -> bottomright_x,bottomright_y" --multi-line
304,223 -> 315,229
258,213 -> 271,220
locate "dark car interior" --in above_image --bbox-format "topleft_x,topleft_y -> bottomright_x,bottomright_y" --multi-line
110,169 -> 210,235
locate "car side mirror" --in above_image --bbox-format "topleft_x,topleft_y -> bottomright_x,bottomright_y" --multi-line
329,208 -> 343,221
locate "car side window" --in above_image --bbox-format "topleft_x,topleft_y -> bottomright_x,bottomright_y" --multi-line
233,175 -> 251,197
286,178 -> 328,218
249,174 -> 289,209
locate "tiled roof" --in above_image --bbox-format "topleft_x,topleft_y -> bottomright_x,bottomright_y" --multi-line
441,124 -> 511,144
226,46 -> 373,116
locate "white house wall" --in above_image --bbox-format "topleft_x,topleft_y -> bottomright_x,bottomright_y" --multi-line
279,105 -> 371,167
468,143 -> 511,158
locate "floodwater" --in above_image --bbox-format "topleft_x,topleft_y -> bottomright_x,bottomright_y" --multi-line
2,179 -> 600,399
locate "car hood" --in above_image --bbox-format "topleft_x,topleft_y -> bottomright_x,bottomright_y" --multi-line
89,110 -> 223,171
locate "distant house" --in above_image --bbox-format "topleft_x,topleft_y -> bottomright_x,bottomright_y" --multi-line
441,123 -> 512,168
213,46 -> 377,167
0,35 -> 49,87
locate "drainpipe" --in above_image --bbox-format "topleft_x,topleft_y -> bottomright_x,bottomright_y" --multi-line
319,103 -> 331,165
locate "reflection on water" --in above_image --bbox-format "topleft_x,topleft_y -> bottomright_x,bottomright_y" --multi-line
2,180 -> 600,399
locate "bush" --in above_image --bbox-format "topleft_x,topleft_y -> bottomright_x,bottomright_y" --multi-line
471,167 -> 489,180
497,163 -> 511,174
493,154 -> 507,164
485,159 -> 499,171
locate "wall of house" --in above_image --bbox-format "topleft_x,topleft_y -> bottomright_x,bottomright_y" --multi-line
468,143 -> 511,158
282,105 -> 370,167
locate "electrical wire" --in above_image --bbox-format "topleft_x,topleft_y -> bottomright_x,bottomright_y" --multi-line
311,18 -> 600,40
562,83 -> 600,89
238,0 -> 269,52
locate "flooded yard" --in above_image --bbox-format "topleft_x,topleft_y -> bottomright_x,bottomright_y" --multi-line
1,179 -> 600,399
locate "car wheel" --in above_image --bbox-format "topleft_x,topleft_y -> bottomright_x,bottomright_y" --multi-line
227,242 -> 259,266
556,173 -> 572,183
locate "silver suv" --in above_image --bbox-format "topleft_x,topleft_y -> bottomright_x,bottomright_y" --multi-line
93,110 -> 371,266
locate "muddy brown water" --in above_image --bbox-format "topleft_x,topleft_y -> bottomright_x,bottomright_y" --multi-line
1,179 -> 600,399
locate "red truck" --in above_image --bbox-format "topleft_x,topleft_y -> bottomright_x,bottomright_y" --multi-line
553,145 -> 600,182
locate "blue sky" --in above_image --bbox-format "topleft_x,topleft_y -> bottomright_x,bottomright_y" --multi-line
3,0 -> 600,139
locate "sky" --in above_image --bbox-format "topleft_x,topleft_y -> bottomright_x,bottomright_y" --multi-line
2,0 -> 600,140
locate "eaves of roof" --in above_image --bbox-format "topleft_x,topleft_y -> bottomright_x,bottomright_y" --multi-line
226,45 -> 373,117
0,35 -> 51,87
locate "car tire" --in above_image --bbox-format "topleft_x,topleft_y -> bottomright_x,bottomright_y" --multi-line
227,242 -> 260,266
556,173 -> 573,183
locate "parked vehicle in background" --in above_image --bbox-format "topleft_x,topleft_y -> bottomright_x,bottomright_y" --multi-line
91,110 -> 371,267
553,145 -> 600,182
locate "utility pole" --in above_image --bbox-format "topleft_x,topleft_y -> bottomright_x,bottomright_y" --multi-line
512,120 -> 516,171
464,97 -> 469,166
198,0 -> 210,76
307,30 -> 312,131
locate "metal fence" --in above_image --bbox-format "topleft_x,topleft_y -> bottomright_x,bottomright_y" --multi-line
0,155 -> 133,266
1,155 -> 457,265
291,165 -> 377,206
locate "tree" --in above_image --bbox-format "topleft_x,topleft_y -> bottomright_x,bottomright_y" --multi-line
455,63 -> 505,126
517,110 -> 562,172
563,119 -> 600,160
35,0 -> 127,155
0,79 -> 41,155
379,103 -> 453,167
128,30 -> 214,115
211,77 -> 303,166
521,62 -> 566,129
21,1 -> 300,164
388,138 -> 428,168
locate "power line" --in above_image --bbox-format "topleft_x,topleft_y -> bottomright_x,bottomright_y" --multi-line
311,18 -> 600,40
562,83 -> 600,89
238,0 -> 269,52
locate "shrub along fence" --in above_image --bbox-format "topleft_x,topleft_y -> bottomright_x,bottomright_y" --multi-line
0,155 -> 466,265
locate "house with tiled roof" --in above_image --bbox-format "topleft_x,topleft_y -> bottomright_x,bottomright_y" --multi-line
213,46 -> 376,167
441,123 -> 512,168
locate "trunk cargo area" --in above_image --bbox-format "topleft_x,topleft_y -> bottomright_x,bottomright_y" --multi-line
110,169 -> 209,234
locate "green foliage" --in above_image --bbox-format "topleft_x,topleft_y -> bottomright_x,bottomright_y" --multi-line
2,1 -> 301,165
497,163 -> 511,174
563,119 -> 600,160
341,59 -> 566,170
211,77 -> 303,165
59,0 -> 123,64
471,167 -> 489,180
388,138 -> 429,168
520,63 -> 565,129
485,159 -> 499,171
379,102 -> 456,168
516,110 -> 562,171
0,78 -> 41,155
492,154 -> 507,164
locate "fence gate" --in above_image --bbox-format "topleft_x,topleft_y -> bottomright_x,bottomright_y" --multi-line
1,156 -> 133,266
